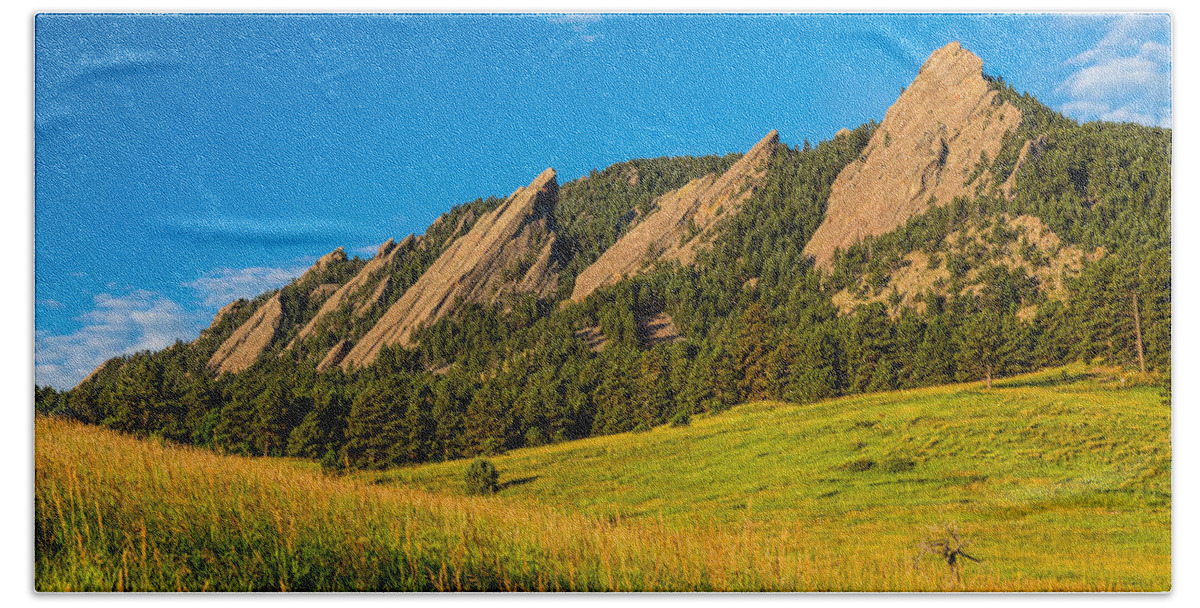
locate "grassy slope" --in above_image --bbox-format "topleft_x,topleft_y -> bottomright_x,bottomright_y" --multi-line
35,364 -> 1169,591
378,363 -> 1171,590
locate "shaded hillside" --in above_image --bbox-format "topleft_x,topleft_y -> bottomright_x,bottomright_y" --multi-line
554,152 -> 744,297
830,214 -> 1101,320
289,237 -> 413,351
207,248 -> 357,374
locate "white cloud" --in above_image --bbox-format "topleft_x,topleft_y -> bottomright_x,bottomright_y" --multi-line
35,263 -> 311,389
354,242 -> 383,258
1062,56 -> 1166,99
1099,106 -> 1158,127
1059,100 -> 1111,117
1057,14 -> 1171,128
183,265 -> 305,308
35,290 -> 196,389
545,14 -> 603,25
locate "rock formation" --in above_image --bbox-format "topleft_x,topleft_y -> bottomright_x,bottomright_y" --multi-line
570,130 -> 779,302
316,339 -> 352,373
803,42 -> 1022,269
207,247 -> 346,374
288,236 -> 412,348
341,168 -> 561,368
1001,134 -> 1047,200
207,293 -> 283,375
208,299 -> 247,330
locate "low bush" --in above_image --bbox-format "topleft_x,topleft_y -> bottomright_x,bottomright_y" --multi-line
464,458 -> 499,495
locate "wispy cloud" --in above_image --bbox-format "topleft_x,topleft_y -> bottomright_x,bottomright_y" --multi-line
184,265 -> 306,308
1057,15 -> 1171,127
158,216 -> 354,247
354,242 -> 383,258
545,13 -> 606,46
545,14 -> 603,25
36,262 -> 311,389
35,290 -> 197,389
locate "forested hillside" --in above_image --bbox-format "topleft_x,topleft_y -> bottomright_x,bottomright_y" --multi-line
36,45 -> 1170,473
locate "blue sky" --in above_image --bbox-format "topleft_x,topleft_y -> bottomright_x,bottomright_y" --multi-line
33,13 -> 1172,388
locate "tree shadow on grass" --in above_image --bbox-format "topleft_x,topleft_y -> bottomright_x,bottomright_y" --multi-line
993,371 -> 1091,389
498,475 -> 539,491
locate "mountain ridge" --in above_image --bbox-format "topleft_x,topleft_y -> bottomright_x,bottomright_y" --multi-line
47,41 -> 1169,477
804,42 -> 1022,269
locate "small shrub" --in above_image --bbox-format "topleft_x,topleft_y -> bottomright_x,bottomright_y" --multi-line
464,459 -> 499,495
843,458 -> 876,472
552,429 -> 569,444
633,421 -> 651,433
670,411 -> 691,427
525,427 -> 546,447
320,448 -> 343,475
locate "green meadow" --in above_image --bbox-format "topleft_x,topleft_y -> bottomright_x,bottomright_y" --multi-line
36,364 -> 1170,591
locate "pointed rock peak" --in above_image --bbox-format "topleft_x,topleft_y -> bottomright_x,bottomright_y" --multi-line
530,167 -> 557,190
755,129 -> 780,149
569,131 -> 777,303
526,168 -> 558,213
748,129 -> 779,159
803,41 -> 1022,270
302,247 -> 347,281
729,130 -> 779,169
318,247 -> 346,267
903,42 -> 986,104
376,238 -> 397,259
342,167 -> 564,367
921,41 -> 974,71
502,167 -> 558,219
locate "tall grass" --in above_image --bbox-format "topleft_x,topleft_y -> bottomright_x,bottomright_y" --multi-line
35,365 -> 1169,591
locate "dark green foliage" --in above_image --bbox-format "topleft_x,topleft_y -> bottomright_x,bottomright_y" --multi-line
524,427 -> 546,448
463,458 -> 499,495
985,74 -> 1076,184
881,457 -> 916,473
669,410 -> 691,428
1005,123 -> 1171,252
53,92 -> 1169,478
843,458 -> 876,472
319,448 -> 343,475
555,154 -> 742,296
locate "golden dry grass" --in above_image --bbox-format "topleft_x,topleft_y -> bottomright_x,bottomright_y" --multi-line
35,366 -> 1170,591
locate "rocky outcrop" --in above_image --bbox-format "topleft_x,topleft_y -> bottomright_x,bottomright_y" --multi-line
829,214 -> 1096,320
341,168 -> 561,368
316,339 -> 352,373
207,293 -> 282,375
642,312 -> 682,346
207,247 -> 346,374
288,236 -> 412,347
310,283 -> 341,300
804,42 -> 1022,269
1002,134 -> 1047,200
354,275 -> 392,318
570,130 -> 779,302
208,299 -> 247,330
307,247 -> 348,278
